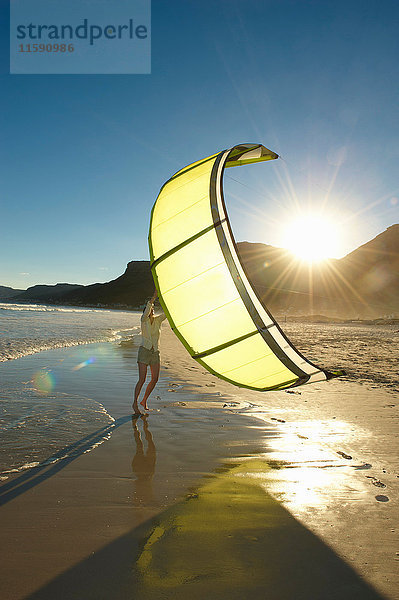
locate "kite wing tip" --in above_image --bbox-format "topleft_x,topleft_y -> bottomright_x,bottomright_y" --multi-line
326,369 -> 347,380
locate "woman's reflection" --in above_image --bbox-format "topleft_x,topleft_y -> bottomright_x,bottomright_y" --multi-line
131,415 -> 156,506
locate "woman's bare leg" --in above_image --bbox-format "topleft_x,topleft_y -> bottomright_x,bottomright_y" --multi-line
133,362 -> 148,413
140,362 -> 160,410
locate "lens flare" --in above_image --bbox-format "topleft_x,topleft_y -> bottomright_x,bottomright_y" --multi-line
72,357 -> 96,371
32,370 -> 56,395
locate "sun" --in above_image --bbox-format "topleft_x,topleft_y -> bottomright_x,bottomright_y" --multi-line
282,215 -> 341,262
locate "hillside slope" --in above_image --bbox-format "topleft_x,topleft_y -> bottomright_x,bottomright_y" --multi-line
6,226 -> 398,317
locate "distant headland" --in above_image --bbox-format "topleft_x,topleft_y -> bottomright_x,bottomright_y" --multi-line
2,225 -> 398,320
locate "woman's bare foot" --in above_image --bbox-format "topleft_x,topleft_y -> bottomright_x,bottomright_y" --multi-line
132,401 -> 142,415
140,400 -> 148,410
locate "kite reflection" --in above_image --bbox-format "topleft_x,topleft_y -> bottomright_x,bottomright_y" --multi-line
131,415 -> 156,506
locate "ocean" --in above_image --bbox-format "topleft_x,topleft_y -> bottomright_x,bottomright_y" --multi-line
0,302 -> 138,362
0,303 -> 141,479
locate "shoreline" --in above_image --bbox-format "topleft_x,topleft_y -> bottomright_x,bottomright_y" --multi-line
0,298 -> 142,311
0,325 -> 398,599
2,299 -> 399,324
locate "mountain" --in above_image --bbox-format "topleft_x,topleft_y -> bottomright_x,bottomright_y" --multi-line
15,283 -> 84,302
237,225 -> 399,318
0,285 -> 23,299
7,263 -> 154,309
60,261 -> 154,308
337,224 -> 399,315
6,225 -> 399,318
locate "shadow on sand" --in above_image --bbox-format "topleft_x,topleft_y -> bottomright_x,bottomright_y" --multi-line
0,416 -> 132,507
25,458 -> 385,600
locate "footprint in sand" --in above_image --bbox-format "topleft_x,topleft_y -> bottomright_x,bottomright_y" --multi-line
186,493 -> 198,500
367,476 -> 387,488
271,417 -> 286,423
168,383 -> 183,392
337,451 -> 352,460
375,495 -> 389,502
354,463 -> 372,470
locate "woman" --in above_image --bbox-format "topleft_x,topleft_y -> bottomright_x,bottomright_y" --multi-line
133,290 -> 166,414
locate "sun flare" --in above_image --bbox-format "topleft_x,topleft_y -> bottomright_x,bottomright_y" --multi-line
282,215 -> 341,262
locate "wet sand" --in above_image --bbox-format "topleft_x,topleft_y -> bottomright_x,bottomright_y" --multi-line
0,324 -> 398,599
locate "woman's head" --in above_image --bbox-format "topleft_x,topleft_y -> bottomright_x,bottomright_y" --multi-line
142,302 -> 154,316
142,300 -> 155,320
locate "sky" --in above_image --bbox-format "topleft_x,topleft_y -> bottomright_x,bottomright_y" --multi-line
1,0 -> 398,289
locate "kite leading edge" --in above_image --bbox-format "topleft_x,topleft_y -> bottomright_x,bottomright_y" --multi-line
149,143 -> 344,391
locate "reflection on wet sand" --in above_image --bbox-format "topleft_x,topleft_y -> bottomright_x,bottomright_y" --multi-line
133,459 -> 384,599
19,412 -> 387,600
131,416 -> 156,506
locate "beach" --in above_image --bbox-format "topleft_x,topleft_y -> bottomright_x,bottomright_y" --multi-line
3,0 -> 399,598
0,319 -> 398,599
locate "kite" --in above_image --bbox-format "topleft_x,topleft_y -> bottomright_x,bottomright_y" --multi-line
149,143 -> 343,391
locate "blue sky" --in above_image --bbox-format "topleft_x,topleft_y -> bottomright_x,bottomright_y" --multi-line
1,0 -> 398,289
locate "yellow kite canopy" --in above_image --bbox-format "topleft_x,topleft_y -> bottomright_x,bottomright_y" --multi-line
149,143 -> 341,391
